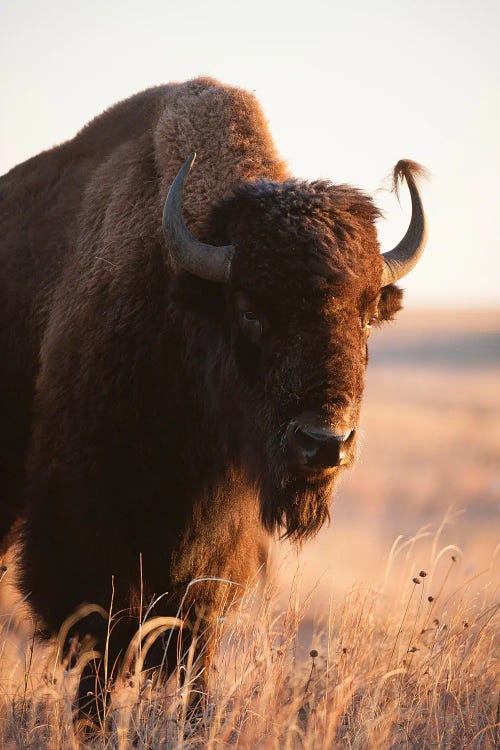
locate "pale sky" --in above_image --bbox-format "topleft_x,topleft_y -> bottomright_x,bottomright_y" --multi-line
1,0 -> 499,307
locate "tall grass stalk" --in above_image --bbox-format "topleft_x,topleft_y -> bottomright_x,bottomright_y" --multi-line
0,533 -> 498,749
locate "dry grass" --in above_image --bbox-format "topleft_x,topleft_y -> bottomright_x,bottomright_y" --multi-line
0,531 -> 498,749
0,308 -> 499,748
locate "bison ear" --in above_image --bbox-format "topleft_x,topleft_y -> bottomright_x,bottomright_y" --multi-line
377,284 -> 404,323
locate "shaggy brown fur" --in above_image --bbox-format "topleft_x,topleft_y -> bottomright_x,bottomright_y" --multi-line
0,76 -> 409,714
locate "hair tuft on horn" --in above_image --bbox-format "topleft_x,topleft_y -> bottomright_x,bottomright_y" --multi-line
392,159 -> 430,202
380,159 -> 429,287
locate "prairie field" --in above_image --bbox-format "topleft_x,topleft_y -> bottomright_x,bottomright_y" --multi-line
0,307 -> 499,749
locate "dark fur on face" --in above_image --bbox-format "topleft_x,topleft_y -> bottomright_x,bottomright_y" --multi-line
203,178 -> 403,539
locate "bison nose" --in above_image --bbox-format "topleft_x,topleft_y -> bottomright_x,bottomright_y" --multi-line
286,419 -> 355,471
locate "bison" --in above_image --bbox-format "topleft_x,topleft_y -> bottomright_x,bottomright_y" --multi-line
0,76 -> 427,715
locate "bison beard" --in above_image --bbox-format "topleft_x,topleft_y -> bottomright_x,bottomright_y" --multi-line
261,472 -> 333,541
256,418 -> 336,540
0,76 -> 426,721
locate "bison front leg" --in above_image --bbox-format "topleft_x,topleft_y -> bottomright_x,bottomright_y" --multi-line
61,612 -> 138,729
63,610 -> 123,729
74,612 -> 206,728
129,612 -> 217,725
76,653 -> 107,729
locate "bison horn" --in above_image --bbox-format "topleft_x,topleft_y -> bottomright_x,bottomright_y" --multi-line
380,160 -> 428,287
162,153 -> 235,283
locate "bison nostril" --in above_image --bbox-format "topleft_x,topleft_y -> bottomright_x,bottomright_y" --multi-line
294,428 -> 325,460
306,429 -> 353,444
287,423 -> 356,470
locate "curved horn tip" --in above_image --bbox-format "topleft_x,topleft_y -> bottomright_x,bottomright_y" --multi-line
380,159 -> 428,287
162,153 -> 234,283
176,152 -> 196,181
392,160 -> 430,199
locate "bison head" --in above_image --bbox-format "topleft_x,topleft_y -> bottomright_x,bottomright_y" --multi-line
163,155 -> 427,540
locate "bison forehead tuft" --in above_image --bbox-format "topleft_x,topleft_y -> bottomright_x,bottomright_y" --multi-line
211,178 -> 383,298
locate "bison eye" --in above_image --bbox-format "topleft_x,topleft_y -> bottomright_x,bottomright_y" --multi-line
362,315 -> 377,336
240,311 -> 263,344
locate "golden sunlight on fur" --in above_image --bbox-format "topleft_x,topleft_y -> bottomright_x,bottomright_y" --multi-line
1,307 -> 498,748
